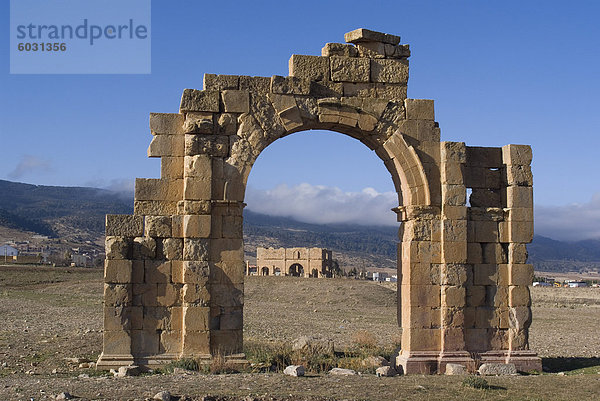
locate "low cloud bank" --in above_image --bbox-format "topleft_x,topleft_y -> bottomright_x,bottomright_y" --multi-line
8,155 -> 52,179
245,183 -> 400,226
247,184 -> 600,241
535,193 -> 600,241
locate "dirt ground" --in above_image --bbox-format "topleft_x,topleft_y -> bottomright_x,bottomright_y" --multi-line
0,265 -> 599,401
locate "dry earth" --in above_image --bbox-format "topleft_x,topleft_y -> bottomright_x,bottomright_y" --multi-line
0,265 -> 599,401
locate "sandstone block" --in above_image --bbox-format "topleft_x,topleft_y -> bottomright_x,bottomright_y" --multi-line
132,237 -> 156,259
183,239 -> 209,261
178,200 -> 211,215
442,219 -> 467,242
478,363 -> 517,376
180,89 -> 220,113
321,42 -> 358,57
402,284 -> 441,308
105,236 -> 130,259
508,243 -> 528,264
104,306 -> 135,330
183,112 -> 214,134
145,260 -> 171,284
505,165 -> 533,186
467,285 -> 486,307
385,44 -> 411,59
133,283 -> 157,307
441,162 -> 464,185
270,75 -> 311,95
217,113 -> 237,135
509,306 -> 531,331
156,284 -> 181,307
238,75 -> 271,94
161,238 -> 183,260
182,330 -> 210,355
403,328 -> 441,351
160,330 -> 183,354
289,55 -> 330,81
135,178 -> 183,202
466,146 -> 503,168
210,329 -> 243,354
370,59 -> 409,84
221,90 -> 249,113
506,186 -> 533,209
184,154 -> 212,179
442,241 -> 467,264
149,113 -> 184,135
210,283 -> 244,307
441,141 -> 467,163
356,41 -> 386,58
183,177 -> 212,200
507,207 -> 533,222
148,134 -> 185,157
132,260 -> 145,283
473,264 -> 497,286
445,363 -> 467,375
209,238 -> 244,263
134,200 -> 178,216
467,242 -> 483,264
102,330 -> 131,355
182,261 -> 210,284
171,260 -> 184,284
470,188 -> 501,208
145,216 -> 172,238
104,284 -> 132,306
183,215 -> 212,238
161,156 -> 184,179
183,306 -> 210,331
441,184 -> 466,206
405,99 -> 434,120
442,286 -> 466,307
344,28 -> 400,45
105,260 -> 132,284
474,220 -> 499,243
440,263 -> 468,286
183,283 -> 210,305
330,57 -> 370,82
106,215 -> 144,237
509,285 -> 531,307
374,83 -> 407,100
502,144 -> 532,166
509,264 -> 534,286
203,74 -> 239,91
218,308 -> 243,331
131,330 -> 159,355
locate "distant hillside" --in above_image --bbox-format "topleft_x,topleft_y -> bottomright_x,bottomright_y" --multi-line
1,179 -> 599,272
0,179 -> 132,240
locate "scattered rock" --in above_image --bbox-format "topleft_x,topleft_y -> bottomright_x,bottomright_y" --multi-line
283,365 -> 305,377
376,366 -> 397,377
292,336 -> 334,353
64,357 -> 89,364
51,369 -> 58,374
116,365 -> 141,377
173,367 -> 194,375
79,362 -> 95,369
55,392 -> 73,400
362,356 -> 389,368
154,390 -> 172,401
78,373 -> 89,378
1,362 -> 7,368
557,371 -> 566,376
478,363 -> 517,376
328,367 -> 357,376
445,363 -> 467,375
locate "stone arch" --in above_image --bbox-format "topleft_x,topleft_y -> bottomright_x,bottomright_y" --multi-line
261,266 -> 269,276
98,28 -> 540,374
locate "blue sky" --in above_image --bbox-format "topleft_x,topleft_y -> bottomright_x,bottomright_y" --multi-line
1,1 -> 600,240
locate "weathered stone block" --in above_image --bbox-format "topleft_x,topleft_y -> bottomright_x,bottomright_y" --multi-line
160,330 -> 183,354
135,178 -> 183,202
270,75 -> 310,95
478,363 -> 517,376
145,260 -> 171,284
106,215 -> 144,237
506,186 -> 533,209
161,238 -> 183,260
321,42 -> 358,57
132,236 -> 156,259
183,215 -> 212,238
148,134 -> 185,157
374,83 -> 407,100
183,239 -> 209,261
344,28 -> 400,45
183,283 -> 210,305
221,90 -> 250,113
156,284 -> 181,307
105,236 -> 130,259
505,165 -> 533,186
467,285 -> 486,307
509,264 -> 534,286
442,286 -> 466,307
289,55 -> 330,81
508,243 -> 528,264
203,74 -> 239,91
445,363 -> 467,375
149,113 -> 184,135
132,260 -> 145,283
466,146 -> 503,168
473,264 -> 497,286
102,330 -> 131,355
330,57 -> 370,82
183,177 -> 212,200
441,184 -> 466,206
171,261 -> 184,284
509,285 -> 531,307
180,89 -> 220,113
442,241 -> 467,263
161,156 -> 184,179
104,260 -> 132,284
133,283 -> 157,307
183,306 -> 210,331
474,220 -> 499,243
104,284 -> 132,306
183,112 -> 214,134
145,216 -> 172,238
131,330 -> 159,355
370,59 -> 409,84
405,99 -> 434,120
502,144 -> 532,166
134,200 -> 178,216
182,261 -> 210,284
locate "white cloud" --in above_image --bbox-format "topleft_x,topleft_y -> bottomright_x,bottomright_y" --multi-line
8,155 -> 52,179
535,193 -> 600,241
245,183 -> 400,226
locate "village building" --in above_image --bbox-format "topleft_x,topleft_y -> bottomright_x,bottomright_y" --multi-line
254,247 -> 334,278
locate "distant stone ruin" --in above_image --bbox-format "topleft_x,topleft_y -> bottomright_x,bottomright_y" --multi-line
98,28 -> 540,374
253,247 -> 334,278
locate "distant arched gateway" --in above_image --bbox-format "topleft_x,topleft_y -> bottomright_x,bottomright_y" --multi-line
98,29 -> 540,374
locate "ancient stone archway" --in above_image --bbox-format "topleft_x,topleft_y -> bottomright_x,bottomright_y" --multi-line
97,29 -> 541,374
